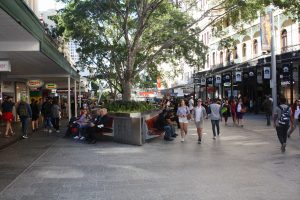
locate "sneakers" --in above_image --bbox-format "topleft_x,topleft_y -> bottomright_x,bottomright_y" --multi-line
56,130 -> 60,133
48,129 -> 52,133
164,137 -> 174,141
73,136 -> 79,139
198,138 -> 201,144
213,136 -> 216,140
80,136 -> 85,140
22,135 -> 28,139
281,143 -> 286,153
181,138 -> 185,142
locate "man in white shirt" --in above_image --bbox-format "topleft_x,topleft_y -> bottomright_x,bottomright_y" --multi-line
193,99 -> 207,144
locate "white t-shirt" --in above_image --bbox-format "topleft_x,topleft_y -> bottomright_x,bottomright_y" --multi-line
237,103 -> 242,112
194,106 -> 203,122
294,106 -> 300,119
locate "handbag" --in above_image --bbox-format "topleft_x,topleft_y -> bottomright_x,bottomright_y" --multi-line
186,107 -> 192,120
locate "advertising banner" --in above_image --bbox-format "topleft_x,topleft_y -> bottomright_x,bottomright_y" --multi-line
260,12 -> 272,52
215,75 -> 221,84
257,69 -> 263,84
264,67 -> 271,79
235,72 -> 242,82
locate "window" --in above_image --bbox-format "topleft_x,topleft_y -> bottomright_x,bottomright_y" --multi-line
242,43 -> 247,57
281,29 -> 287,52
253,40 -> 258,55
226,49 -> 231,62
212,52 -> 216,66
220,51 -> 223,64
233,46 -> 238,59
299,25 -> 300,43
206,55 -> 209,68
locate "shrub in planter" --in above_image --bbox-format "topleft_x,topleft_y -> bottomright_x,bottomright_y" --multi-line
105,101 -> 158,113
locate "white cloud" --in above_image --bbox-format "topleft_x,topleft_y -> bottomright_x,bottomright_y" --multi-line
38,0 -> 65,11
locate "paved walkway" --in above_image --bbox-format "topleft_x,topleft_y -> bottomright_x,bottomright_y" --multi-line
0,114 -> 299,200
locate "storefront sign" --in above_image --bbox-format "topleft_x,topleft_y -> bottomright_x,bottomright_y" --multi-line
45,83 -> 57,89
223,74 -> 231,83
0,61 -> 11,72
264,67 -> 271,79
235,72 -> 242,82
27,80 -> 44,88
215,75 -> 221,84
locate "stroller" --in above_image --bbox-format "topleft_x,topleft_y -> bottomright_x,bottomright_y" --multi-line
64,117 -> 80,138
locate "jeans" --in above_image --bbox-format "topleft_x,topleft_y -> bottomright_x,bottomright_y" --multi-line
52,118 -> 60,130
79,124 -> 90,137
164,125 -> 174,139
266,114 -> 271,126
276,125 -> 289,145
211,120 -> 220,137
44,117 -> 52,129
20,117 -> 29,136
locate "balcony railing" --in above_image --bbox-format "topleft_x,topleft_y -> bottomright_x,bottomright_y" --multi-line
281,44 -> 300,54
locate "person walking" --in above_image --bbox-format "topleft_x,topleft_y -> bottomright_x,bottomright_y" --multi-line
209,99 -> 221,139
176,99 -> 190,142
230,99 -> 237,126
41,98 -> 53,133
193,99 -> 207,144
262,95 -> 273,126
1,96 -> 15,137
51,100 -> 61,133
17,96 -> 32,139
273,97 -> 293,153
288,99 -> 300,138
221,99 -> 231,126
30,99 -> 40,132
236,98 -> 246,127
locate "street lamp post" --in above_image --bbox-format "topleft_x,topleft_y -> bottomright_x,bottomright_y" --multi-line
270,4 -> 277,111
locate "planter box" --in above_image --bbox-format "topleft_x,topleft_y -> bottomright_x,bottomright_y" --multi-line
110,110 -> 161,146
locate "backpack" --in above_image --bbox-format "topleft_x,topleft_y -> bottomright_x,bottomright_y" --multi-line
18,103 -> 28,117
278,105 -> 290,127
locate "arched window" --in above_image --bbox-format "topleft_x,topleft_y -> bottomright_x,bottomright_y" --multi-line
220,51 -> 223,64
281,29 -> 287,52
242,43 -> 247,57
233,46 -> 238,59
212,52 -> 216,66
253,40 -> 258,55
226,49 -> 231,62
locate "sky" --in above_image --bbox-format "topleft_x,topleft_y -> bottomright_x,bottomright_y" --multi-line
38,0 -> 65,11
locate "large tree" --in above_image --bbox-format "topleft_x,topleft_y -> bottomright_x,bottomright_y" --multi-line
53,0 -> 211,100
53,0 -> 300,101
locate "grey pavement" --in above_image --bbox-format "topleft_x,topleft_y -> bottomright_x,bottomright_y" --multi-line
0,114 -> 299,200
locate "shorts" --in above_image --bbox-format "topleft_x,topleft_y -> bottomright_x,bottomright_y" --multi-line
2,112 -> 14,122
195,121 -> 203,129
179,117 -> 189,123
237,112 -> 244,119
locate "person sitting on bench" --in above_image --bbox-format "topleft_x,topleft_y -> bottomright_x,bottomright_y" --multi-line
86,108 -> 110,144
154,109 -> 177,141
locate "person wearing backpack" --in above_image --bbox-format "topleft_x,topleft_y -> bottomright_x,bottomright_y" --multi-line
273,97 -> 294,153
17,96 -> 32,139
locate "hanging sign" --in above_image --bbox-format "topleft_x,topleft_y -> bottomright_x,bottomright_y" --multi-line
223,74 -> 231,83
282,63 -> 291,81
215,75 -> 221,84
257,69 -> 263,84
0,61 -> 11,72
235,72 -> 242,82
200,78 -> 206,86
264,67 -> 271,79
207,77 -> 213,86
45,83 -> 57,89
293,66 -> 298,81
27,80 -> 44,88
243,72 -> 249,80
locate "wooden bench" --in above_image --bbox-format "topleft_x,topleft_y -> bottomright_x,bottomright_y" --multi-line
93,116 -> 114,138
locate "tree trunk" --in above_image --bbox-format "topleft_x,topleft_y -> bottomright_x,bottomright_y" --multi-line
122,80 -> 132,101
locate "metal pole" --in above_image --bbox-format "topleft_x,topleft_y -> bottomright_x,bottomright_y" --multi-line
74,80 -> 77,117
270,5 -> 277,111
79,79 -> 82,109
67,76 -> 71,120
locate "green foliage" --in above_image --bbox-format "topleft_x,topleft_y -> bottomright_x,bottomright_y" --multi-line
105,101 -> 158,113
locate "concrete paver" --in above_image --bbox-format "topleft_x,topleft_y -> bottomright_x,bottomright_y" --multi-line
0,114 -> 299,200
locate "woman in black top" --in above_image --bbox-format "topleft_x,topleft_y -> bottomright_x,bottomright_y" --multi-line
30,99 -> 40,132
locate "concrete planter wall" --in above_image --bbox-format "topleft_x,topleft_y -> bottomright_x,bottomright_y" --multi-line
110,110 -> 161,146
